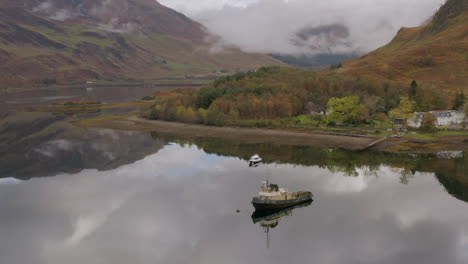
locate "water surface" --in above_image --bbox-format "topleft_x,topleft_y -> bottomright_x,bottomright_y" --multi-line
0,85 -> 177,112
0,130 -> 467,264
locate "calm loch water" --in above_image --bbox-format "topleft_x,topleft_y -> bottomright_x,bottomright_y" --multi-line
0,85 -> 180,112
0,129 -> 467,264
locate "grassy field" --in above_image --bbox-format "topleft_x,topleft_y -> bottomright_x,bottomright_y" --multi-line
404,131 -> 468,140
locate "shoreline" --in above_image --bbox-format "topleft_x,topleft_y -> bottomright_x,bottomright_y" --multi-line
0,79 -> 209,94
73,115 -> 468,154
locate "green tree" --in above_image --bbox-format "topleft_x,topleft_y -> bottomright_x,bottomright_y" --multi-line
196,87 -> 224,109
383,82 -> 400,112
206,105 -> 225,126
149,105 -> 163,120
326,96 -> 368,124
375,112 -> 388,128
228,109 -> 240,121
364,96 -> 384,120
175,105 -> 187,121
420,112 -> 437,131
428,85 -> 448,110
462,103 -> 468,129
185,107 -> 198,123
390,97 -> 415,120
409,80 -> 418,100
453,90 -> 466,110
197,108 -> 208,124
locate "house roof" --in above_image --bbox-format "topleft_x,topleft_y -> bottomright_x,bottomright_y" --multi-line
414,110 -> 456,118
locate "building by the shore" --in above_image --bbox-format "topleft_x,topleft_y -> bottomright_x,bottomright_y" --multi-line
408,110 -> 465,128
306,102 -> 327,116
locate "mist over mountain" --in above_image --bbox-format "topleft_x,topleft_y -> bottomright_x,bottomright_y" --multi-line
162,0 -> 445,58
12,0 -> 205,39
0,0 -> 281,87
341,0 -> 468,91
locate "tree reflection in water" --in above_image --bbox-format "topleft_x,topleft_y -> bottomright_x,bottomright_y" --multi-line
151,132 -> 467,203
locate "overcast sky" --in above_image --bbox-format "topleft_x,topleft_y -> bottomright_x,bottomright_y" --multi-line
159,0 -> 446,55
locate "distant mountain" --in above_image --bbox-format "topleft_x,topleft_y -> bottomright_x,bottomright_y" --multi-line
0,0 -> 281,87
271,23 -> 356,68
271,53 -> 355,68
341,0 -> 468,92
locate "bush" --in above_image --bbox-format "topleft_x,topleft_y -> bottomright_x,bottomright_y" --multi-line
42,78 -> 57,86
141,96 -> 156,101
412,55 -> 434,67
254,120 -> 273,127
296,115 -> 313,124
330,63 -> 342,70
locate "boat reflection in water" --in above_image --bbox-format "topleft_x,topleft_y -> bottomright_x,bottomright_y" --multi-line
249,154 -> 263,167
248,153 -> 313,247
251,200 -> 313,248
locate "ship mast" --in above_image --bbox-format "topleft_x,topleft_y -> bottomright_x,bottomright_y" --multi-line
265,164 -> 271,185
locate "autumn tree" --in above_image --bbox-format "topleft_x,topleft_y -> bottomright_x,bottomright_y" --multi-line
326,96 -> 368,125
420,112 -> 437,131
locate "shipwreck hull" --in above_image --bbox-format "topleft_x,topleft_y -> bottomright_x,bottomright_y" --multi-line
252,192 -> 312,211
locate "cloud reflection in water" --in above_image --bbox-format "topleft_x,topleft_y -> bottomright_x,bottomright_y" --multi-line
0,144 -> 467,264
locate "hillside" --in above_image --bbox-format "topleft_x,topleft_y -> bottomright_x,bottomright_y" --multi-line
0,0 -> 281,88
341,0 -> 468,92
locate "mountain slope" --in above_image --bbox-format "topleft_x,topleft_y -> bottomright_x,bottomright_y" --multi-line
0,0 -> 282,87
340,0 -> 468,92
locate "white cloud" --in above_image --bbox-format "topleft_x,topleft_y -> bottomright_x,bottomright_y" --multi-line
159,0 -> 258,15
161,0 -> 445,55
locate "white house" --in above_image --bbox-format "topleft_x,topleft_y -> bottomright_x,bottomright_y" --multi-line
408,110 -> 466,128
306,102 -> 327,115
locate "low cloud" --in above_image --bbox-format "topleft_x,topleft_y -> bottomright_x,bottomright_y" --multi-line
163,0 -> 445,55
32,1 -> 74,21
30,0 -> 131,31
49,9 -> 73,21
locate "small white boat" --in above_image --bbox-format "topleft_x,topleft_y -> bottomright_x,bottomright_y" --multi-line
249,154 -> 263,165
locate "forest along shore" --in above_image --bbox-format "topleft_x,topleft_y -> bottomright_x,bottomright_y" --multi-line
73,114 -> 468,154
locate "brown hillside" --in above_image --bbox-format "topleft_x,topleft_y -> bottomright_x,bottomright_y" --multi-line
0,0 -> 282,88
341,0 -> 468,92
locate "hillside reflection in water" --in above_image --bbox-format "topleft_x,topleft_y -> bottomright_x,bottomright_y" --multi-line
0,134 -> 467,264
